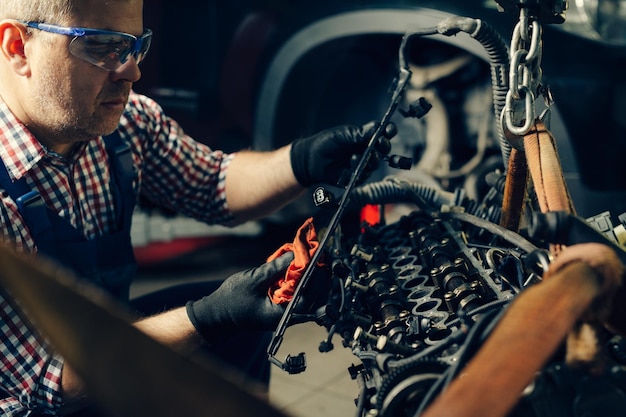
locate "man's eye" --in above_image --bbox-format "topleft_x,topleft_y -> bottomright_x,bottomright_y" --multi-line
82,36 -> 131,55
85,42 -> 123,55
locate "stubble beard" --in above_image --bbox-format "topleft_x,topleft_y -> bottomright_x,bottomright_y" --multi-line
32,85 -> 123,144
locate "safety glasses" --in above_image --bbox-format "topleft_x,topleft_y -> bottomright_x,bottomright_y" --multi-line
21,21 -> 152,71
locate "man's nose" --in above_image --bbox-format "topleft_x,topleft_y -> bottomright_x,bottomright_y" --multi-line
110,56 -> 142,83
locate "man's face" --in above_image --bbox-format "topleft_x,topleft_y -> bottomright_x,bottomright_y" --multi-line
23,0 -> 144,148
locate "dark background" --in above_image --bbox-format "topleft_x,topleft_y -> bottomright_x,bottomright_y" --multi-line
134,0 -> 626,193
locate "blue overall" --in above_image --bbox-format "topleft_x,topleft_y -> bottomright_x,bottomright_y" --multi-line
0,132 -> 271,393
0,132 -> 137,301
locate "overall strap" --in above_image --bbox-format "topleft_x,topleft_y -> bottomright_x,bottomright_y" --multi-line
103,129 -> 136,227
0,158 -> 55,253
1,134 -> 138,299
0,131 -> 137,256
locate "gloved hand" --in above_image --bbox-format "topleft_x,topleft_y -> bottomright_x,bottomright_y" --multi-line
186,252 -> 329,343
290,121 -> 396,187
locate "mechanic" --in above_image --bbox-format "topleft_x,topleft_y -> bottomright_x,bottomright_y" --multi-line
0,0 -> 389,415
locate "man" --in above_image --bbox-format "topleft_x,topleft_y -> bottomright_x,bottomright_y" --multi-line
0,1 -> 388,415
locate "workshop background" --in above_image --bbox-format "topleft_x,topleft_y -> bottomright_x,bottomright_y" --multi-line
127,1 -> 626,416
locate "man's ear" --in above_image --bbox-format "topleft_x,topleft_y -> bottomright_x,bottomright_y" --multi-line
0,21 -> 30,76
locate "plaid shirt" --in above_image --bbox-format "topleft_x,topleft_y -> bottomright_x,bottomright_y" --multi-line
0,91 -> 235,415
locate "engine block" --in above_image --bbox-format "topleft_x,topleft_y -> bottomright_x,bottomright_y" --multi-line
305,193 -> 626,417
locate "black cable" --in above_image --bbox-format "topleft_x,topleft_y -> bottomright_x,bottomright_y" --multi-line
441,210 -> 539,253
354,372 -> 368,417
411,308 -> 505,416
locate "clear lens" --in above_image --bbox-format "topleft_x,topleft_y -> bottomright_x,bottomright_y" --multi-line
68,29 -> 152,71
136,32 -> 152,63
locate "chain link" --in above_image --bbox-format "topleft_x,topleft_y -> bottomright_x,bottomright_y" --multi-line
503,8 -> 544,136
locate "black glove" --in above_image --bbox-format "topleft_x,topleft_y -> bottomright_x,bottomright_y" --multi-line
290,121 -> 395,187
186,252 -> 329,343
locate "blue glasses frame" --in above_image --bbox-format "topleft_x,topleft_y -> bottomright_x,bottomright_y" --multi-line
21,21 -> 152,71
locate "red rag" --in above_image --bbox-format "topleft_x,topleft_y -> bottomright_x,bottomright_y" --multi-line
267,217 -> 322,304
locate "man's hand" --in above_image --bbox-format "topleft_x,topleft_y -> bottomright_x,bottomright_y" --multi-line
290,121 -> 396,187
186,252 -> 328,343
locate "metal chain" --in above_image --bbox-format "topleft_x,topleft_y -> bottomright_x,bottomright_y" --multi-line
503,8 -> 544,136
